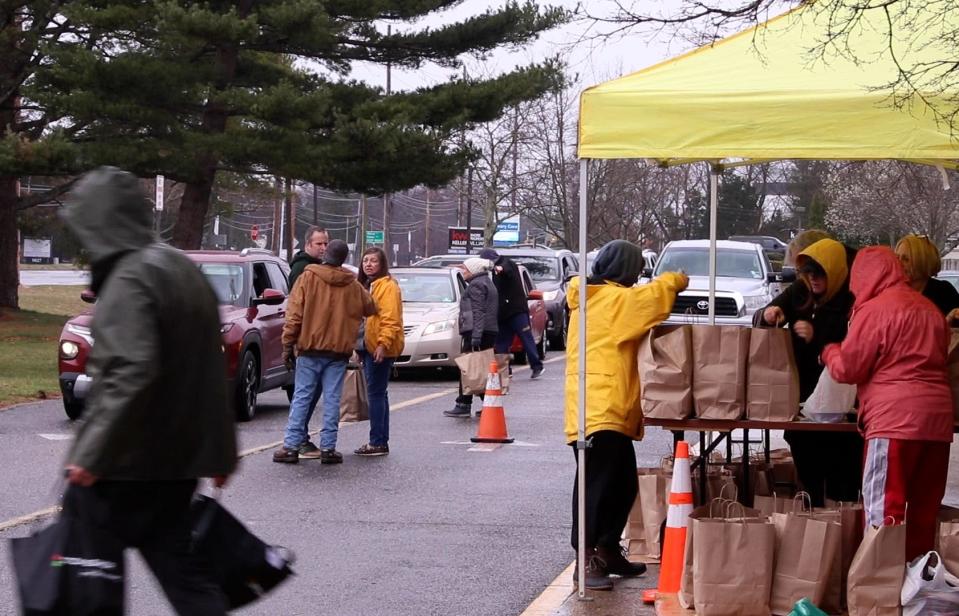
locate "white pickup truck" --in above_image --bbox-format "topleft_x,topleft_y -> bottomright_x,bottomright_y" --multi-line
641,239 -> 795,326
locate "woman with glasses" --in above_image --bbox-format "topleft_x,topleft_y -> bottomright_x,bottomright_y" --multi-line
756,237 -> 862,507
895,233 -> 959,321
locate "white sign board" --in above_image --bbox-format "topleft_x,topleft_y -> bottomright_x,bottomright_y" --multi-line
493,215 -> 520,246
155,175 -> 164,211
23,237 -> 52,259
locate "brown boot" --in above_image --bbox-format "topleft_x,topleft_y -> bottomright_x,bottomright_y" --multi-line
597,545 -> 647,577
571,548 -> 613,591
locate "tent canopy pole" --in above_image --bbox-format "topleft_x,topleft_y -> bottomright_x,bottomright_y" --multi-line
708,166 -> 719,326
576,159 -> 590,599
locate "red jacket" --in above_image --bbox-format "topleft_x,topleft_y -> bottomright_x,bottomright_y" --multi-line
822,246 -> 953,442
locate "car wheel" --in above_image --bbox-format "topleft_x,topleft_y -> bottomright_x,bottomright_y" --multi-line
64,400 -> 84,421
549,310 -> 568,351
235,351 -> 259,422
513,351 -> 527,365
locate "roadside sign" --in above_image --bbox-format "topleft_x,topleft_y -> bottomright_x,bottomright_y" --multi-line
155,175 -> 164,211
250,224 -> 259,241
493,216 -> 520,246
366,230 -> 384,244
447,227 -> 484,254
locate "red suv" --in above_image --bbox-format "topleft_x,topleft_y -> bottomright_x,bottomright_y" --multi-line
58,248 -> 294,421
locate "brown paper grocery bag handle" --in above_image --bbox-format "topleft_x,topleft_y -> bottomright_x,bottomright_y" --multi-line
791,491 -> 813,513
725,501 -> 748,522
718,482 -> 739,502
709,497 -> 734,518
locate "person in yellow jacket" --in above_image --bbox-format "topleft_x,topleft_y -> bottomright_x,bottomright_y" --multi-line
355,247 -> 404,456
565,240 -> 688,591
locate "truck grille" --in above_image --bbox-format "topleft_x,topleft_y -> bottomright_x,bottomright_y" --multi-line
672,296 -> 739,317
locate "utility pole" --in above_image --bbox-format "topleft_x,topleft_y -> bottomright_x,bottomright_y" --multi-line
424,188 -> 431,258
382,25 -> 393,264
359,194 -> 368,256
272,176 -> 282,256
285,177 -> 294,263
466,167 -> 474,255
312,184 -> 318,225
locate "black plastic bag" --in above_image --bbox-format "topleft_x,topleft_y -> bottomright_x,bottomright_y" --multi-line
10,513 -> 125,615
190,495 -> 295,609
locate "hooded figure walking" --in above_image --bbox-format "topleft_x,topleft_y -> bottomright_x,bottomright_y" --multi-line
60,167 -> 238,614
564,240 -> 688,591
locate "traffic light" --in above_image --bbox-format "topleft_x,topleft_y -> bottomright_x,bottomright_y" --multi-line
250,225 -> 259,241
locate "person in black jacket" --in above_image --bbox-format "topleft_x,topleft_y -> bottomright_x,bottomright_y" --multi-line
480,248 -> 545,379
755,236 -> 863,507
895,233 -> 959,320
445,257 -> 499,418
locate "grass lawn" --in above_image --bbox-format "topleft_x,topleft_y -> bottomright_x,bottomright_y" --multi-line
0,285 -> 88,407
19,263 -> 83,271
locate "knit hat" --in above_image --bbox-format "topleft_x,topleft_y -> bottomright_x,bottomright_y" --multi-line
478,248 -> 499,261
323,239 -> 349,267
463,257 -> 493,276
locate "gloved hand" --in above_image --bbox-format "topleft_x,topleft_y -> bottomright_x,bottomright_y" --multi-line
283,346 -> 295,371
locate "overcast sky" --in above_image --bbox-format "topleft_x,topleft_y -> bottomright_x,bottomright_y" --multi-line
348,0 -> 697,94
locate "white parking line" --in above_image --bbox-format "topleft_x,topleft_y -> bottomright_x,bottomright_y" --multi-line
38,433 -> 73,441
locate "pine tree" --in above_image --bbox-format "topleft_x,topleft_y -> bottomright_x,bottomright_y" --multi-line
32,0 -> 568,249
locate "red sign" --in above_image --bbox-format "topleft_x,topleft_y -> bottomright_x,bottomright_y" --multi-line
250,225 -> 259,241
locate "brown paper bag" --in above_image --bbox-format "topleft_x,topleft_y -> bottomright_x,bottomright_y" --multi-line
679,500 -> 764,610
746,328 -> 801,421
339,365 -> 369,423
454,349 -> 509,395
692,511 -> 776,616
624,469 -> 670,562
691,325 -> 750,419
847,521 -> 906,616
819,500 -> 865,611
948,331 -> 959,423
754,493 -> 789,517
639,325 -> 694,419
769,512 -> 841,614
936,506 -> 959,578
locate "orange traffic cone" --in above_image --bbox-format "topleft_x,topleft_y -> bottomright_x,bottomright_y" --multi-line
470,361 -> 513,444
642,440 -> 693,603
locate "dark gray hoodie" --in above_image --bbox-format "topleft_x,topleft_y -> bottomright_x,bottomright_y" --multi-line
61,167 -> 237,480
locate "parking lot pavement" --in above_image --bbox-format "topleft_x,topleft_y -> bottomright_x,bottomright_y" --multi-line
18,269 -> 90,286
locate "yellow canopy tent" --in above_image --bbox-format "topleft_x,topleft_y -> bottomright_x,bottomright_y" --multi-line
569,2 -> 959,595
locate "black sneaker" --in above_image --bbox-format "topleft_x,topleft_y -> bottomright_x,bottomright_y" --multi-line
320,449 -> 343,464
298,441 -> 322,459
597,545 -> 647,577
272,447 -> 299,464
354,443 -> 389,457
443,404 -> 471,418
531,366 -> 545,379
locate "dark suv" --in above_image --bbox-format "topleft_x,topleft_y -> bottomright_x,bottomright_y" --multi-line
57,248 -> 294,421
493,245 -> 578,350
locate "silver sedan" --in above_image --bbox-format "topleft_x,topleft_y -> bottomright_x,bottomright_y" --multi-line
392,267 -> 467,369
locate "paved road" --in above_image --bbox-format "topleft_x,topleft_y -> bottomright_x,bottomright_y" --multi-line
18,269 -> 89,286
0,354 -> 674,615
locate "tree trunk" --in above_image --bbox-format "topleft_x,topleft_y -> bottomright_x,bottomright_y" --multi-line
0,176 -> 19,309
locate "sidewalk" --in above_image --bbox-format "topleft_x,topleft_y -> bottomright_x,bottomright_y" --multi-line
526,561 -> 661,616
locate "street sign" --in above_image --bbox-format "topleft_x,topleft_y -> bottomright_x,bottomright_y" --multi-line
154,175 -> 164,211
447,227 -> 484,254
366,230 -> 384,244
250,225 -> 259,241
493,216 -> 520,246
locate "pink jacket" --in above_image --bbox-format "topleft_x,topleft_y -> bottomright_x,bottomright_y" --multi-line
822,246 -> 953,442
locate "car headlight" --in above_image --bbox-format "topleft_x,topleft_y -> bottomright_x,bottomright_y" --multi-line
542,290 -> 560,302
220,323 -> 235,334
743,294 -> 771,312
423,319 -> 455,336
60,341 -> 80,359
65,323 -> 94,346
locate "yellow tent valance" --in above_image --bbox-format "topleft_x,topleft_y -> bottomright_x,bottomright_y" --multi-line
578,4 -> 959,166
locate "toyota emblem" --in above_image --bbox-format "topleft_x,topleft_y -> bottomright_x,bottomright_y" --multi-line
696,300 -> 709,311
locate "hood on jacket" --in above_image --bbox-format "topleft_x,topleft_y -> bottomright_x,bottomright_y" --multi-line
588,240 -> 644,287
60,167 -> 155,266
291,250 -> 321,268
849,246 -> 910,309
305,263 -> 357,286
796,239 -> 848,304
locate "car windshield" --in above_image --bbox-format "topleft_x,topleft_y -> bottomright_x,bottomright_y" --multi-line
415,257 -> 465,268
395,273 -> 456,303
654,248 -> 764,280
199,263 -> 246,305
509,256 -> 560,281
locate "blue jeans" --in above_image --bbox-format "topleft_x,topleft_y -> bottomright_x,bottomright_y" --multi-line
284,355 -> 347,451
494,312 -> 543,370
359,351 -> 394,447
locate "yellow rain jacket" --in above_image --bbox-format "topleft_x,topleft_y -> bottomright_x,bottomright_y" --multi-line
564,273 -> 687,443
364,275 -> 405,358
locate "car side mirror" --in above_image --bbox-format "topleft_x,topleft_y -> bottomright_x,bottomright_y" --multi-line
768,268 -> 797,284
80,289 -> 97,304
563,273 -> 577,284
527,289 -> 544,301
641,267 -> 653,278
251,288 -> 285,306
